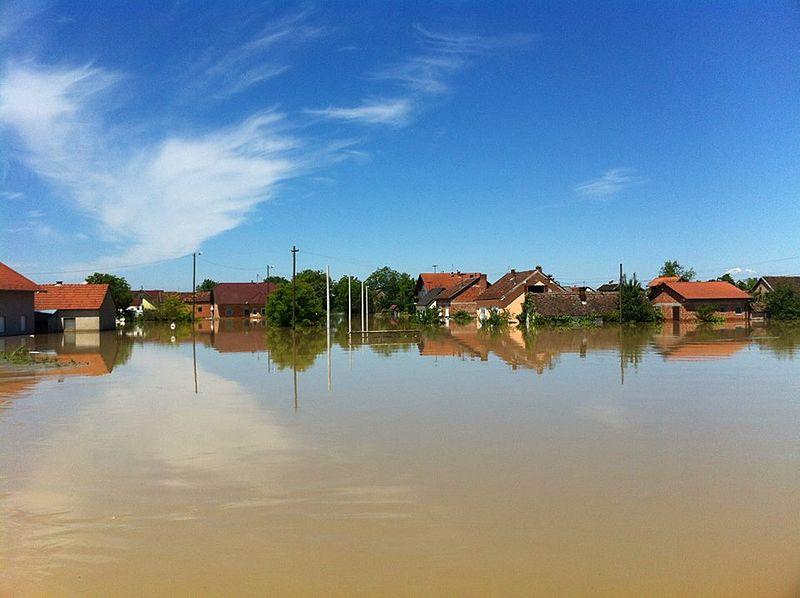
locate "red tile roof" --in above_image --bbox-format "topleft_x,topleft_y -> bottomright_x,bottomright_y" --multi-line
658,281 -> 751,300
436,276 -> 482,301
417,272 -> 482,292
213,282 -> 277,306
477,268 -> 565,302
35,284 -> 111,310
0,261 -> 39,292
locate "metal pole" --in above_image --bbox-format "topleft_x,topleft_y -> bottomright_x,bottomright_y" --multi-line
348,276 -> 352,334
291,246 -> 298,329
266,264 -> 270,282
619,263 -> 623,324
361,281 -> 365,332
192,252 -> 197,326
365,285 -> 369,332
327,265 -> 331,391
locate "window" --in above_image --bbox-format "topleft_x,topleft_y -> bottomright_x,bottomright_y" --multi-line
244,308 -> 250,316
20,315 -> 26,332
225,307 -> 233,317
528,284 -> 545,293
197,306 -> 203,313
0,316 -> 5,334
735,308 -> 742,314
260,307 -> 266,315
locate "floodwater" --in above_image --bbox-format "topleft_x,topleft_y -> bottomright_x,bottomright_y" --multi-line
2,320 -> 800,596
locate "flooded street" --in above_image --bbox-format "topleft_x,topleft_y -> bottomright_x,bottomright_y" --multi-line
2,321 -> 800,596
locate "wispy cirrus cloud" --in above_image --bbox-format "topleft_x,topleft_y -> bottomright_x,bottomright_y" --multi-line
0,61 -> 338,267
306,25 -> 532,125
574,168 -> 642,198
304,98 -> 412,126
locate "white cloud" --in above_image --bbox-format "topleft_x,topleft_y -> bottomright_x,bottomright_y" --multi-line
305,98 -> 412,126
724,267 -> 758,277
0,61 -> 321,266
0,190 -> 24,199
574,168 -> 641,198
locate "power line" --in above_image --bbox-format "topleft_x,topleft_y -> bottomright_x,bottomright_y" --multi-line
22,253 -> 192,276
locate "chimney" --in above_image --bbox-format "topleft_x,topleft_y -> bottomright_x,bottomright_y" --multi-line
55,281 -> 63,286
510,268 -> 516,274
535,265 -> 542,272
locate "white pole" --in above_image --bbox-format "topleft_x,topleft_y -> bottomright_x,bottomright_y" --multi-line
326,265 -> 331,335
361,281 -> 365,332
348,276 -> 352,334
365,285 -> 369,332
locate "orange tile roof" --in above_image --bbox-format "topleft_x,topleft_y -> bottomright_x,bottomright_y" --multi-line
647,276 -> 682,288
0,261 -> 39,292
35,283 -> 111,310
660,281 -> 751,300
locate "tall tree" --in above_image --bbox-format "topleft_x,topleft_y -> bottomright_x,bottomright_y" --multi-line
265,281 -> 324,327
659,260 -> 695,281
365,266 -> 416,313
196,278 -> 217,292
332,275 -> 361,313
85,272 -> 132,309
264,275 -> 289,286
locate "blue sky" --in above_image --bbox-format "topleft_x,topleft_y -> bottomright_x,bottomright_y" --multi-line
1,1 -> 798,289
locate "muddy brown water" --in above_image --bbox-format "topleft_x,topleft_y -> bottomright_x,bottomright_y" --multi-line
2,321 -> 800,596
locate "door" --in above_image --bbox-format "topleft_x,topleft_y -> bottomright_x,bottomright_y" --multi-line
672,306 -> 680,321
63,317 -> 76,331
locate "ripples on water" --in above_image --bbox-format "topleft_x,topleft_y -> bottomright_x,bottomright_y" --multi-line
1,321 -> 800,596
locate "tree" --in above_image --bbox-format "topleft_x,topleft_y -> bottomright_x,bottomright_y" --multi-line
659,260 -> 695,281
85,272 -> 132,309
618,275 -> 663,323
717,273 -> 757,291
332,275 -> 361,313
365,266 -> 416,313
264,275 -> 289,286
265,281 -> 324,327
142,295 -> 191,322
197,278 -> 217,292
295,269 -> 330,307
765,285 -> 800,320
694,304 -> 724,323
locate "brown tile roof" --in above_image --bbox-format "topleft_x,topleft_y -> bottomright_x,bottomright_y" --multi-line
477,268 -> 565,302
759,276 -> 800,293
0,261 -> 39,292
658,281 -> 751,300
437,276 -> 481,301
417,272 -> 482,292
213,282 -> 277,306
529,292 -> 619,317
35,284 -> 111,310
172,291 -> 211,304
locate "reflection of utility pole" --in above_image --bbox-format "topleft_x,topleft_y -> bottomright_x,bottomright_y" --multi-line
291,246 -> 298,330
192,326 -> 198,394
292,329 -> 298,409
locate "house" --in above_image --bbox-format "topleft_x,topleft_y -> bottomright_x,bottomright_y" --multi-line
415,271 -> 485,312
212,282 -> 277,318
475,266 -> 567,321
433,274 -> 490,318
526,292 -> 620,319
751,276 -> 800,297
597,281 -> 620,292
0,261 -> 39,337
649,280 -> 751,321
34,283 -> 117,332
174,291 -> 212,319
127,289 -> 165,317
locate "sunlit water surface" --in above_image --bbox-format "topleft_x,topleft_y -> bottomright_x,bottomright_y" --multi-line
2,321 -> 800,596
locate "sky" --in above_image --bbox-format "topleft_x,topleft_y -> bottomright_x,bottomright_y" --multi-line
1,1 -> 798,290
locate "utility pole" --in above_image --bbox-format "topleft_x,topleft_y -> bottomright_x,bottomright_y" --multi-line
291,246 -> 298,329
192,251 -> 202,325
365,285 -> 369,332
619,263 -> 623,324
361,280 -> 365,333
266,264 -> 275,283
433,264 -> 438,273
348,276 -> 352,334
326,265 -> 331,335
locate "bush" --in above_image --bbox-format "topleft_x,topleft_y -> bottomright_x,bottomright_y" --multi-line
480,309 -> 510,329
416,307 -> 443,327
141,295 -> 192,322
265,281 -> 324,327
618,275 -> 663,323
765,285 -> 800,320
694,304 -> 724,323
452,310 -> 473,324
517,294 -> 536,328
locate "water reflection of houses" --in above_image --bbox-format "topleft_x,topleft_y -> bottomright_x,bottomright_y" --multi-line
35,330 -> 129,376
652,322 -> 753,361
419,326 -> 628,374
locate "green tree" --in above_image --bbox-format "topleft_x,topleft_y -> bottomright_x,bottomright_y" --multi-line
694,304 -> 724,323
196,279 -> 217,292
143,295 -> 191,322
332,275 -> 362,313
85,272 -> 132,309
365,266 -> 416,313
618,275 -> 663,323
264,275 -> 289,286
659,260 -> 695,281
765,285 -> 800,320
265,281 -> 324,327
717,273 -> 757,291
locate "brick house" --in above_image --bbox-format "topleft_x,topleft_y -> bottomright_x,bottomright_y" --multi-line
751,276 -> 800,297
476,266 -> 567,322
649,280 -> 751,321
0,261 -> 39,337
430,274 -> 489,317
212,282 -> 277,318
35,283 -> 117,332
415,272 -> 485,312
173,291 -> 212,319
